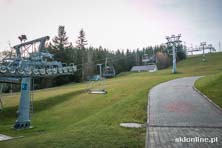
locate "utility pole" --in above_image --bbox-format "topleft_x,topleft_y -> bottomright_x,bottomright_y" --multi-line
200,42 -> 206,62
219,41 -> 221,52
166,34 -> 182,74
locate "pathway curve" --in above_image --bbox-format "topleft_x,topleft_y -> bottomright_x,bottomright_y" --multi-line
146,77 -> 222,148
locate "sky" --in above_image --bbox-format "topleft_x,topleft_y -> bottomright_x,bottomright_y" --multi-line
0,0 -> 222,51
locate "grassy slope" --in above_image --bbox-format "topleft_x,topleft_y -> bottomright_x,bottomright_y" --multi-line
0,53 -> 222,148
195,72 -> 222,108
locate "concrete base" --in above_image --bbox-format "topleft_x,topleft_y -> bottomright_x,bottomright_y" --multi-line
0,134 -> 13,141
14,121 -> 31,129
14,77 -> 31,130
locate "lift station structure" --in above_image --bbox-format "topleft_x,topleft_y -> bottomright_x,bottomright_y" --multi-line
0,36 -> 77,129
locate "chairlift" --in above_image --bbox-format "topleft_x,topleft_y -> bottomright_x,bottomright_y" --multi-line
0,84 -> 3,111
87,64 -> 107,94
63,67 -> 68,73
8,67 -> 16,74
52,68 -> 57,74
87,75 -> 107,94
142,54 -> 149,62
39,68 -> 46,75
103,58 -> 116,78
46,68 -> 53,75
17,67 -> 25,75
24,67 -> 32,75
103,66 -> 115,78
58,67 -> 63,74
33,68 -> 40,75
0,35 -> 78,129
0,65 -> 7,73
62,63 -> 68,73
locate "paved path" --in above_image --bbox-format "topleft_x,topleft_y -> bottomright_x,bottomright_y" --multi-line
146,77 -> 222,148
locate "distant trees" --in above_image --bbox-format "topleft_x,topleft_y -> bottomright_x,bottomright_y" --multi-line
176,45 -> 187,60
165,44 -> 187,62
0,25 -> 188,92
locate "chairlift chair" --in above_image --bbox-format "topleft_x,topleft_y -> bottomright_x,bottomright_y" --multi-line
103,66 -> 115,78
103,58 -> 116,78
87,75 -> 107,94
39,68 -> 46,75
0,65 -> 7,73
33,68 -> 40,75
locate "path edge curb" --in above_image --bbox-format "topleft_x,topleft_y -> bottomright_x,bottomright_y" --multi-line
192,85 -> 222,112
145,90 -> 151,148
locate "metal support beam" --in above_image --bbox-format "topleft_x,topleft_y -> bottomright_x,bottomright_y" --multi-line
172,45 -> 176,73
166,34 -> 181,74
14,77 -> 31,129
200,42 -> 206,62
97,64 -> 102,77
0,36 -> 76,130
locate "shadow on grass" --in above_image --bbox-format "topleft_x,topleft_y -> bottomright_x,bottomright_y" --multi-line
170,71 -> 183,75
0,89 -> 85,120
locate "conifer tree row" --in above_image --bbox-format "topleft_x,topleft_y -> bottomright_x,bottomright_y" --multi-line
0,25 -> 187,91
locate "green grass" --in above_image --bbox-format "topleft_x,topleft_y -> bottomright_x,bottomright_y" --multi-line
195,72 -> 222,108
0,52 -> 222,148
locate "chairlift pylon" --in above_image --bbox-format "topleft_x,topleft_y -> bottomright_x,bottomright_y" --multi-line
0,36 -> 77,129
0,84 -> 4,111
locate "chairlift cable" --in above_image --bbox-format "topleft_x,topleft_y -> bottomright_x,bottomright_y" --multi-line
75,53 -> 135,70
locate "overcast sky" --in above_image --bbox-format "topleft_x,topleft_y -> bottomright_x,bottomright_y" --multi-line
0,0 -> 221,51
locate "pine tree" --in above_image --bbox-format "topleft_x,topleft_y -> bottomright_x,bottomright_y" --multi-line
76,29 -> 87,49
76,29 -> 88,81
51,26 -> 72,50
49,26 -> 72,62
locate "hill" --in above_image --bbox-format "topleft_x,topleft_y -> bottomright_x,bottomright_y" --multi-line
0,52 -> 222,148
195,72 -> 222,108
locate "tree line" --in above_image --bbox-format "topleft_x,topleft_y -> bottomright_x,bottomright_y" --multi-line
0,26 -> 187,92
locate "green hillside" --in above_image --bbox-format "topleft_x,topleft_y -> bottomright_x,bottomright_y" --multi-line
195,72 -> 222,108
0,52 -> 222,148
